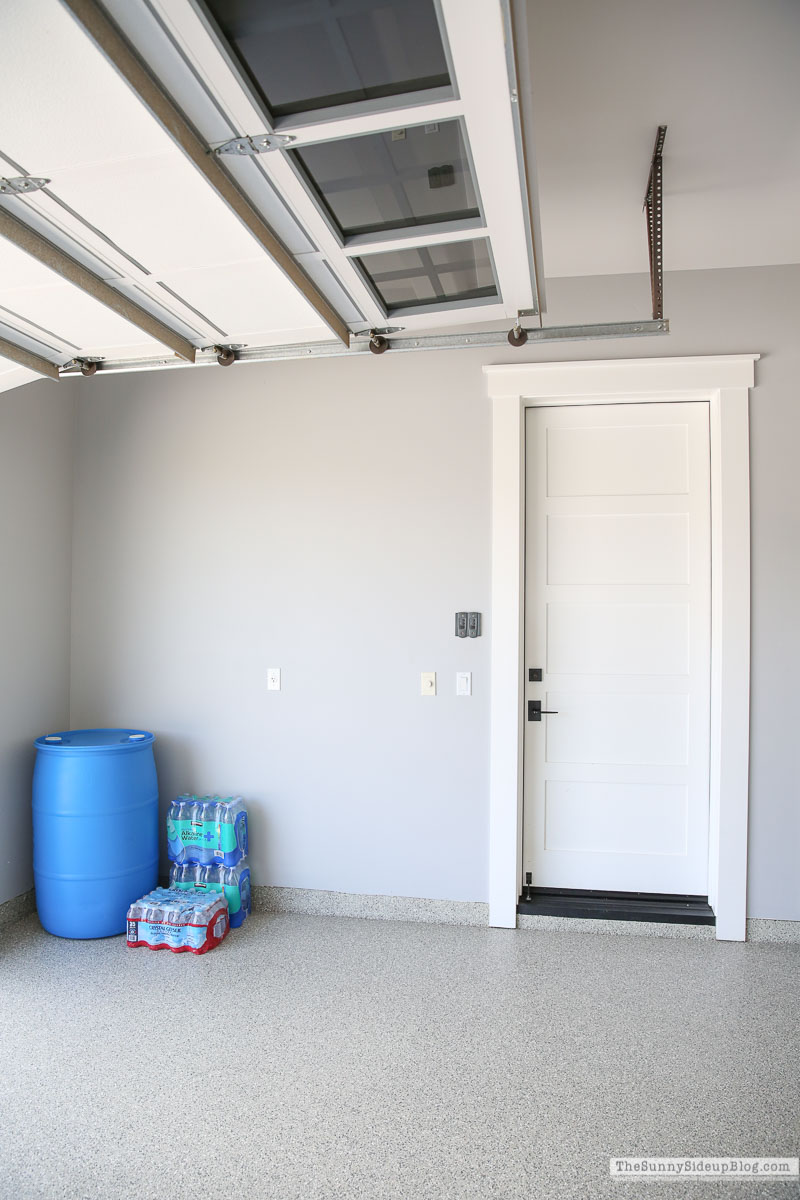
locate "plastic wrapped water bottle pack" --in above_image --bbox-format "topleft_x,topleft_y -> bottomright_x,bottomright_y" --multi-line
126,887 -> 229,954
166,795 -> 247,866
170,860 -> 251,928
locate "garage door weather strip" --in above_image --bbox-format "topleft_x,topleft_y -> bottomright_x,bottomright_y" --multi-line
57,319 -> 669,377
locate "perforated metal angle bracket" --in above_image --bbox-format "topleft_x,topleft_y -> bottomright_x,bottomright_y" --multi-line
643,125 -> 667,321
214,134 -> 295,156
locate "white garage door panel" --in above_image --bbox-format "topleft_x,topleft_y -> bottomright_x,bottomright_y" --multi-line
547,602 -> 690,676
546,423 -> 689,496
547,513 -> 690,585
159,260 -> 334,340
524,401 -> 711,896
0,240 -> 165,357
545,692 -> 689,766
544,781 -> 688,856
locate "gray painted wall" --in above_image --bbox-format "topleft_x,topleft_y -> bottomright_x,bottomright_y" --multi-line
68,344 -> 493,903
0,385 -> 73,904
64,263 -> 799,920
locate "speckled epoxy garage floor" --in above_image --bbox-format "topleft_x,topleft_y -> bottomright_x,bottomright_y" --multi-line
1,913 -> 798,1200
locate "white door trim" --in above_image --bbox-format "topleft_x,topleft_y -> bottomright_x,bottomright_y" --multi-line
484,355 -> 758,941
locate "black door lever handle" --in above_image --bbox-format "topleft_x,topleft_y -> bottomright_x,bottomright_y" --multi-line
528,700 -> 559,722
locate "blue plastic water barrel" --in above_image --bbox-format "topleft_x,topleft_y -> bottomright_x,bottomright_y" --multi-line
33,728 -> 159,938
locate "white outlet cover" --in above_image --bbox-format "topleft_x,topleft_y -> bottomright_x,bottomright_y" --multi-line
421,671 -> 436,696
267,668 -> 281,691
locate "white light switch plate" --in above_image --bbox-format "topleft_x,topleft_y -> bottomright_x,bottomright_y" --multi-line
267,667 -> 281,691
421,671 -> 436,696
456,671 -> 472,696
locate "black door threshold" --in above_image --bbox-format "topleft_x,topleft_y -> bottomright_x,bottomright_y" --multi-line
518,886 -> 715,926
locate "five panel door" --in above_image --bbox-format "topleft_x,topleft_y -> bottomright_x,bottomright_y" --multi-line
523,402 -> 711,895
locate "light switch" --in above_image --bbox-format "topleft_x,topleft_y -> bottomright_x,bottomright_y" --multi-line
267,667 -> 281,691
456,672 -> 472,696
421,672 -> 436,696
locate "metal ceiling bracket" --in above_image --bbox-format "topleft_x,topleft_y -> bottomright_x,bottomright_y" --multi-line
0,205 -> 197,362
0,334 -> 61,380
214,134 -> 295,156
353,326 -> 405,338
212,342 -> 246,366
0,176 -> 51,195
60,0 -> 350,347
63,354 -> 103,377
644,125 -> 667,321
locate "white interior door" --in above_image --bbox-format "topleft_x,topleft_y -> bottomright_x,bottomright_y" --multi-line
523,402 -> 711,895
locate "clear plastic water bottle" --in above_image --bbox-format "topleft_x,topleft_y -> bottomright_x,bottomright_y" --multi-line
193,863 -> 209,890
234,798 -> 248,858
208,795 -> 221,862
203,796 -> 218,861
213,796 -> 248,865
179,794 -> 195,862
211,795 -> 225,862
167,797 -> 182,862
189,795 -> 208,863
239,868 -> 251,922
171,862 -> 189,887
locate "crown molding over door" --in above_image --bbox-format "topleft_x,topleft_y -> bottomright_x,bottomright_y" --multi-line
484,355 -> 759,941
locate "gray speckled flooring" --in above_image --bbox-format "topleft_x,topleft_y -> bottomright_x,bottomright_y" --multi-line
1,914 -> 798,1200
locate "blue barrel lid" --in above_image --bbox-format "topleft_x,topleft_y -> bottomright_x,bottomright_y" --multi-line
34,727 -> 155,753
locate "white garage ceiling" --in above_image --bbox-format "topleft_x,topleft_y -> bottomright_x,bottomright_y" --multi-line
524,0 -> 800,278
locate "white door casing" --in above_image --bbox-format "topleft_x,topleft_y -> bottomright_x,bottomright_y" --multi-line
523,403 -> 711,895
484,356 -> 757,941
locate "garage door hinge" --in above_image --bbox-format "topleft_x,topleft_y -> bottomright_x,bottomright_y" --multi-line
0,175 -> 50,195
213,134 -> 295,156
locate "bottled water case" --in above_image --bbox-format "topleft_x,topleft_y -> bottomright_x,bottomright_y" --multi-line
170,861 -> 251,928
167,795 -> 247,866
